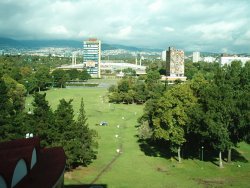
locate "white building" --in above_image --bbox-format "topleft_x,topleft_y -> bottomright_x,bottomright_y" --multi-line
192,52 -> 200,63
162,50 -> 166,61
203,56 -> 216,63
220,56 -> 250,66
83,38 -> 101,78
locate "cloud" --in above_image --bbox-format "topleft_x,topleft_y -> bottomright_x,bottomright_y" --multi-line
164,27 -> 175,32
148,0 -> 163,12
47,25 -> 69,35
106,26 -> 132,42
0,0 -> 249,53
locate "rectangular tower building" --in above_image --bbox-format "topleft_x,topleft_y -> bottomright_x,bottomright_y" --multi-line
166,47 -> 185,77
164,47 -> 186,83
83,38 -> 101,78
192,51 -> 200,63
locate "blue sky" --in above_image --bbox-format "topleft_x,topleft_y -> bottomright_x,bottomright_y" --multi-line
0,0 -> 250,53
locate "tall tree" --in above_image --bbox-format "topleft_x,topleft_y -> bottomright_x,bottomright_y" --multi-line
149,83 -> 197,162
0,77 -> 15,142
29,93 -> 54,147
198,82 -> 232,168
53,98 -> 97,169
75,98 -> 98,166
2,75 -> 26,113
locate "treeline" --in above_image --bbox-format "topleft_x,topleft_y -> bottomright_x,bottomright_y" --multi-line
108,61 -> 221,104
108,69 -> 165,104
138,61 -> 250,167
0,55 -> 91,94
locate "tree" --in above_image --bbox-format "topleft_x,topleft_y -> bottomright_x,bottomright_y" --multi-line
123,90 -> 135,104
53,99 -> 75,169
79,69 -> 91,81
52,69 -> 69,88
123,68 -> 136,76
195,81 -> 232,168
53,98 -> 97,169
0,76 -> 26,142
184,62 -> 198,80
67,69 -> 79,80
75,98 -> 98,166
148,83 -> 197,162
108,91 -> 123,103
108,84 -> 117,93
2,75 -> 26,113
28,93 -> 54,147
145,70 -> 164,99
0,77 -> 15,142
117,78 -> 132,93
223,61 -> 250,162
34,66 -> 51,92
240,62 -> 250,144
133,81 -> 147,103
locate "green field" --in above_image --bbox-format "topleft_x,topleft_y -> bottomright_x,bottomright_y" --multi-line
26,87 -> 250,188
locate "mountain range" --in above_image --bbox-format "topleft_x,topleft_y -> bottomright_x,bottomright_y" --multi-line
0,37 -> 162,52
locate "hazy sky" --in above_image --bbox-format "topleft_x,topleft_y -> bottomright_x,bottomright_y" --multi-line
0,0 -> 250,52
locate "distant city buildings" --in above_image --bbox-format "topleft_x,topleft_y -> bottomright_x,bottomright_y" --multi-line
203,56 -> 216,63
162,47 -> 186,83
192,51 -> 200,63
83,38 -> 101,78
220,55 -> 250,66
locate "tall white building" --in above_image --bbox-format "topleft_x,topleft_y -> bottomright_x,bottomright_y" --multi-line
162,50 -> 167,61
192,52 -> 200,63
83,38 -> 101,78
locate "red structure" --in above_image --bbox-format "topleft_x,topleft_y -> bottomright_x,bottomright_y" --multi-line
0,137 -> 66,188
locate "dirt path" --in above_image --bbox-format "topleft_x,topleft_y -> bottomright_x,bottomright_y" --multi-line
90,117 -> 124,185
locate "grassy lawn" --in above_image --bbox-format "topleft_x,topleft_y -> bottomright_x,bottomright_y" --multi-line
25,87 -> 250,188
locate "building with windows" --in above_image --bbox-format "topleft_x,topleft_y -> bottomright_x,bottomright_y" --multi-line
192,51 -> 200,62
203,56 -> 216,63
220,55 -> 250,66
83,38 -> 101,78
163,47 -> 186,83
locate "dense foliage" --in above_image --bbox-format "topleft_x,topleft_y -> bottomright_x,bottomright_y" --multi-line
108,69 -> 164,104
0,55 -> 91,93
0,55 -> 96,170
139,61 -> 250,167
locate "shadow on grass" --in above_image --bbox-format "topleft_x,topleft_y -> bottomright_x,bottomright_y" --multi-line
137,135 -> 248,166
64,184 -> 107,188
138,138 -> 172,159
231,148 -> 248,163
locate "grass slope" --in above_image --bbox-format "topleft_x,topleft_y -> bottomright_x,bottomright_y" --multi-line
25,87 -> 250,188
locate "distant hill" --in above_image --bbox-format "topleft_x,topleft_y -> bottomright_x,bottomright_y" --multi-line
0,37 -> 162,52
0,37 -> 23,48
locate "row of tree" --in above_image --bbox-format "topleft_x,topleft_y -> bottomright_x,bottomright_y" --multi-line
0,55 -> 91,94
138,61 -> 250,167
108,69 -> 165,104
26,93 -> 98,169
